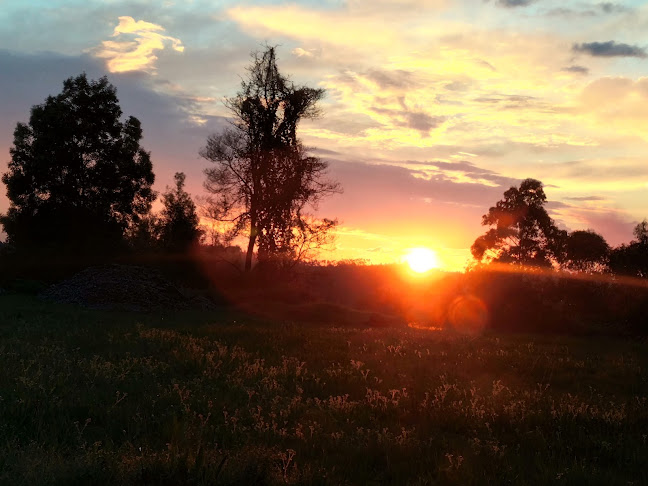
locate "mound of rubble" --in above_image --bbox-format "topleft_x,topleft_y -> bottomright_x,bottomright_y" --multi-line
41,264 -> 218,312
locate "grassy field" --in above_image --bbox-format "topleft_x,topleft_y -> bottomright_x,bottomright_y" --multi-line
1,293 -> 647,485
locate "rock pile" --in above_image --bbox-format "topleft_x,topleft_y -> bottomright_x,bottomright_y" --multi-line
41,264 -> 217,311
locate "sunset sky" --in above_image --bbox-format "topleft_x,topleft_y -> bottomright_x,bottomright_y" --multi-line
2,0 -> 648,270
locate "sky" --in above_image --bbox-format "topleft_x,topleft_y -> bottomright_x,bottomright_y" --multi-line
1,0 -> 648,271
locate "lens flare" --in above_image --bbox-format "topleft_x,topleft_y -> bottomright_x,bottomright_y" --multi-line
448,295 -> 488,335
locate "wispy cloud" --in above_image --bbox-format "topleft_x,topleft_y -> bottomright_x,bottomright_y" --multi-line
92,16 -> 184,73
565,195 -> 606,202
496,0 -> 535,8
561,65 -> 589,74
572,41 -> 647,58
292,47 -> 315,58
546,3 -> 629,17
598,2 -> 629,14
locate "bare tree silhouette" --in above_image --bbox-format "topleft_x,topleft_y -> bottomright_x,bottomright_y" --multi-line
201,47 -> 341,271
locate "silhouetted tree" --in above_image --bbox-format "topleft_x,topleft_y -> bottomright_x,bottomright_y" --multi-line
562,229 -> 610,273
471,178 -> 566,267
126,214 -> 161,251
0,74 -> 155,254
159,172 -> 202,252
610,219 -> 648,277
285,216 -> 338,267
201,46 -> 341,271
633,219 -> 648,245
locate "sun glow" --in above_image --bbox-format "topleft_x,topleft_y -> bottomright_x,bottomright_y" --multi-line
405,247 -> 440,273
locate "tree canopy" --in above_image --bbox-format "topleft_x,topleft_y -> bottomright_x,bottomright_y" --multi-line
159,172 -> 202,251
609,219 -> 648,277
562,229 -> 610,273
471,178 -> 565,267
201,46 -> 341,271
1,73 -> 155,254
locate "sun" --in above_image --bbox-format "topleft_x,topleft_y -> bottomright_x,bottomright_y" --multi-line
405,247 -> 440,273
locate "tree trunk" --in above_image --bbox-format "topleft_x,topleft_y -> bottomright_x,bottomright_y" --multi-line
245,229 -> 256,273
245,224 -> 257,272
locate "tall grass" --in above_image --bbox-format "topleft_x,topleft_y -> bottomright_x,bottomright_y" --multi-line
1,294 -> 647,485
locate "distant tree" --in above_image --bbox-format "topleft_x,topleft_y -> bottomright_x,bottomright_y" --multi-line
126,213 -> 161,251
633,219 -> 648,245
158,172 -> 202,251
0,74 -> 155,254
562,229 -> 610,273
201,46 -> 341,271
610,219 -> 648,277
471,178 -> 566,267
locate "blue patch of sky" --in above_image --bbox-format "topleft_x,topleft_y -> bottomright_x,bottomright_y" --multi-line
0,0 -> 340,55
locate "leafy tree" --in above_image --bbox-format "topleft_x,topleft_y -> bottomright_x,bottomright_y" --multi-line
158,172 -> 202,251
201,46 -> 341,271
471,178 -> 566,267
126,213 -> 161,251
562,229 -> 610,273
633,219 -> 648,245
610,219 -> 648,277
1,74 -> 155,254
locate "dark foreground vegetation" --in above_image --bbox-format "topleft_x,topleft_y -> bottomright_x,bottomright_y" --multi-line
1,261 -> 648,485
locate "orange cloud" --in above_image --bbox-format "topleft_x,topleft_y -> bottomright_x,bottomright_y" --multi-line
92,16 -> 184,73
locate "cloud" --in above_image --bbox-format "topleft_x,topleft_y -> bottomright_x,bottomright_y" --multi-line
369,105 -> 446,136
474,59 -> 497,72
364,69 -> 418,90
546,200 -> 572,210
292,47 -> 314,58
91,16 -> 185,73
572,41 -> 647,58
403,160 -> 519,187
473,94 -> 551,111
565,195 -> 606,201
598,2 -> 629,14
369,107 -> 445,135
546,3 -> 629,17
561,65 -> 589,74
315,67 -> 449,140
497,0 -> 535,7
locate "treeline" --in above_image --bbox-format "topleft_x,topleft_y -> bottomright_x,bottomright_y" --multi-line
0,47 -> 340,282
471,178 -> 648,277
0,74 -> 204,260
